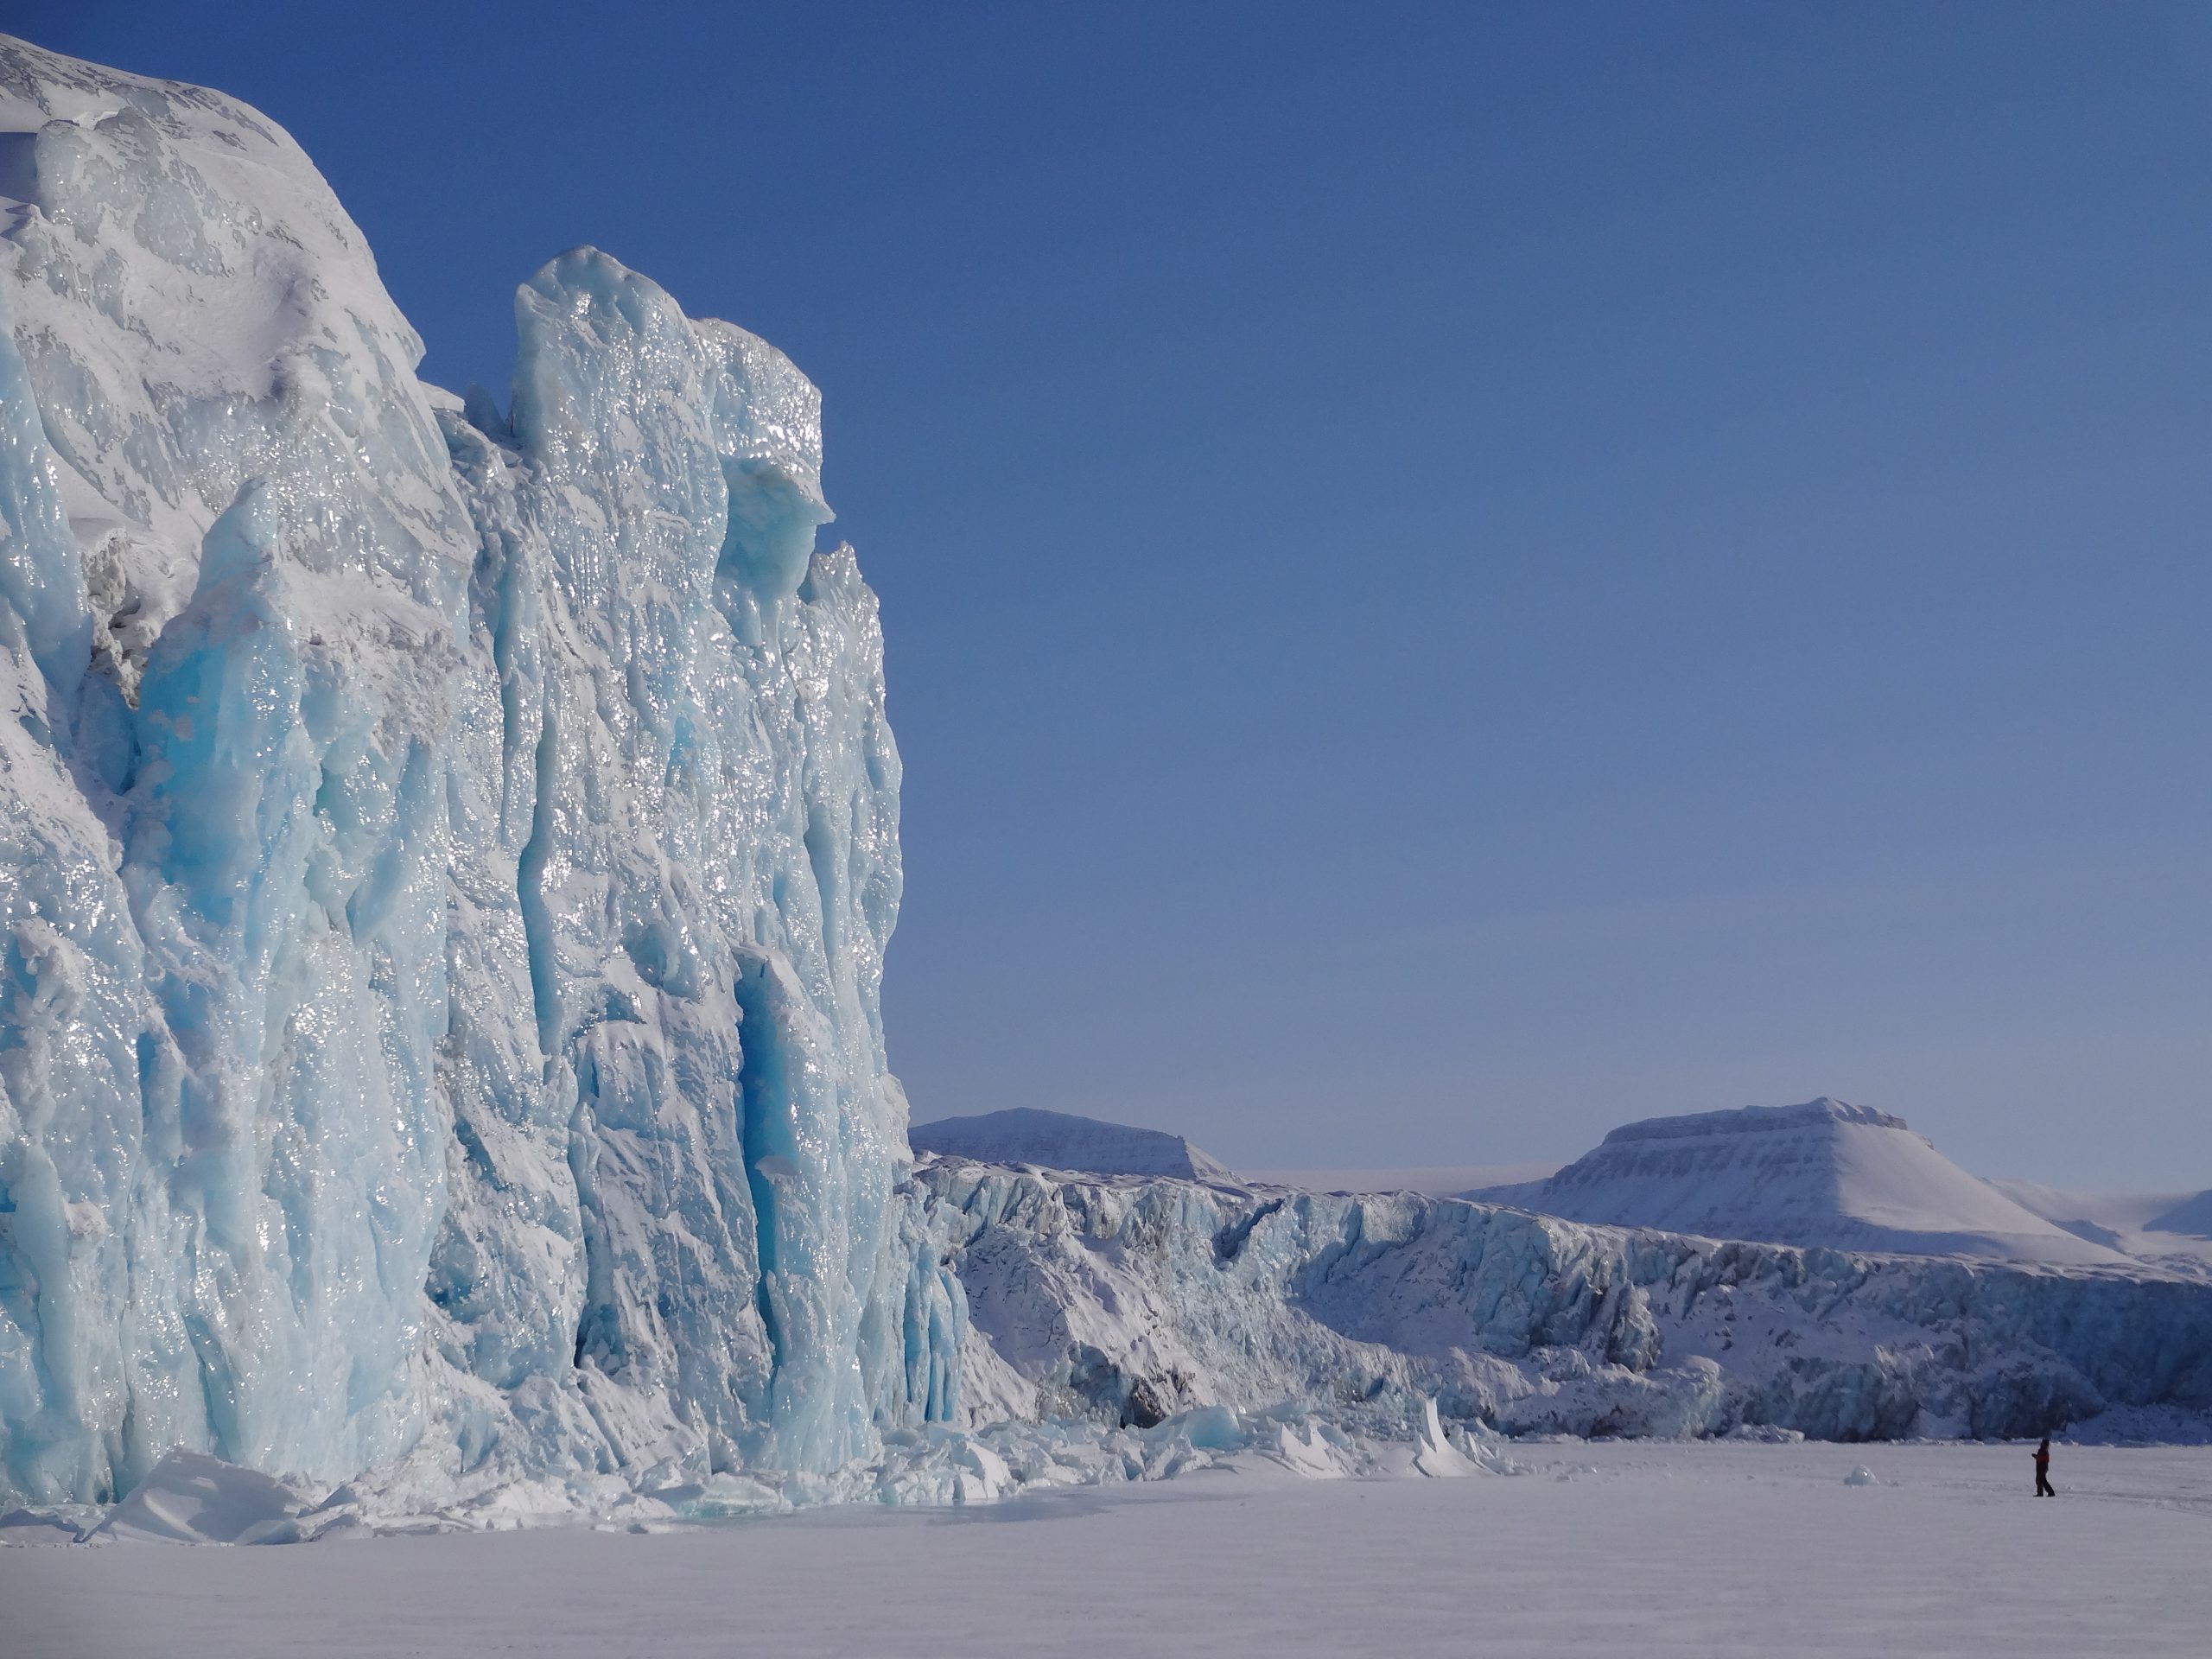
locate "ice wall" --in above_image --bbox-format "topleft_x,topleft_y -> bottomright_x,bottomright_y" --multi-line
0,37 -> 956,1506
430,246 -> 956,1480
925,1162 -> 2212,1443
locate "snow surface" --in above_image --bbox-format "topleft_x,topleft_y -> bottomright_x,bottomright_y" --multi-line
1472,1098 -> 2130,1265
912,1107 -> 1232,1182
9,1441 -> 2212,1657
89,1449 -> 309,1545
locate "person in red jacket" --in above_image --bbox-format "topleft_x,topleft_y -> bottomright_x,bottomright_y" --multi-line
2033,1435 -> 2055,1497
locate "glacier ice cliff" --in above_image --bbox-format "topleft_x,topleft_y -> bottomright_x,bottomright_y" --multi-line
921,1160 -> 2212,1445
1,37 -> 2208,1522
0,37 -> 957,1507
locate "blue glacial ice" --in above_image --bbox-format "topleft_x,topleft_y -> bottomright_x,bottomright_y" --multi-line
0,35 -> 956,1506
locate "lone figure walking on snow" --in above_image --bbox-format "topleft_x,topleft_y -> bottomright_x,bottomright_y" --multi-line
2033,1435 -> 2055,1497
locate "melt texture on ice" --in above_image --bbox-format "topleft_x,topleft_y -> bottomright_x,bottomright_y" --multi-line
0,35 -> 958,1509
1472,1098 -> 2128,1266
912,1108 -> 1233,1183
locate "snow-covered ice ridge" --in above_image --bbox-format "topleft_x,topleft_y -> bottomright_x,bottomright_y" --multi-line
924,1158 -> 2212,1445
1474,1097 -> 2128,1265
0,37 -> 959,1508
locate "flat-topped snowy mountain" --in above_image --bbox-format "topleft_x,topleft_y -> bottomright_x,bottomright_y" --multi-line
1243,1162 -> 1561,1196
912,1108 -> 1232,1183
1472,1098 -> 2130,1265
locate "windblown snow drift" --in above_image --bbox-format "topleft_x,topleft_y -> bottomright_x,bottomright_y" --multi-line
0,39 -> 2207,1518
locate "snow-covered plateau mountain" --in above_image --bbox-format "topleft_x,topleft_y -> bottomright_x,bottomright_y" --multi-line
911,1108 -> 1233,1182
0,37 -> 2205,1525
1470,1098 -> 2133,1266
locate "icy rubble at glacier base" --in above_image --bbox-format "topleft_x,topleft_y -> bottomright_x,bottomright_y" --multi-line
2,1397 -> 1505,1543
1,34 -> 2209,1541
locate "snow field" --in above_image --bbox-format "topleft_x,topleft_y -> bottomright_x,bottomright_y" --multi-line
5,1441 -> 2207,1657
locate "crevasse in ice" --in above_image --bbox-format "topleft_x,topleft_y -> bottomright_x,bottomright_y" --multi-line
0,36 -> 958,1505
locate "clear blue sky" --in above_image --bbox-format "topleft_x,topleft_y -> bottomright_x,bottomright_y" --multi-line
22,2 -> 2211,1186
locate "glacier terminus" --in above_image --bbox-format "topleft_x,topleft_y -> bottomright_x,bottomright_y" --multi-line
0,35 -> 2207,1529
0,35 -> 957,1510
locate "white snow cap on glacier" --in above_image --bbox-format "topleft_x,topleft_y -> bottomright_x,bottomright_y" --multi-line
1472,1097 -> 2132,1265
911,1108 -> 1233,1183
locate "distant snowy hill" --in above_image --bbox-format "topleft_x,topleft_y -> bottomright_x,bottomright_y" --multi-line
1245,1162 -> 1561,1197
1993,1182 -> 2212,1280
1471,1098 -> 2130,1266
912,1108 -> 1232,1183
